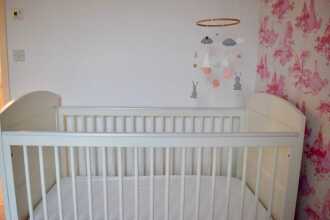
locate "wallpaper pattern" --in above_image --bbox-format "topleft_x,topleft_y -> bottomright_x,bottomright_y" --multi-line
256,0 -> 330,219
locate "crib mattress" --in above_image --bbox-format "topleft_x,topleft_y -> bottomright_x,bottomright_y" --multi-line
34,176 -> 268,220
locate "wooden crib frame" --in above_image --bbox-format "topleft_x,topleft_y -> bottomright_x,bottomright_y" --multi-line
0,91 -> 305,220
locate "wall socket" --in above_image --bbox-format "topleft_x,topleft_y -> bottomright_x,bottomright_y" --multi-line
13,49 -> 26,62
12,8 -> 23,20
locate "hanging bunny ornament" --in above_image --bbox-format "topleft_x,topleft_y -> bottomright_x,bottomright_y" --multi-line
190,81 -> 199,99
233,73 -> 242,91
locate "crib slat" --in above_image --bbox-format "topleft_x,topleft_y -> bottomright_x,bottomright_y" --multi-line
113,116 -> 117,132
237,116 -> 241,131
86,147 -> 93,220
152,116 -> 156,133
60,116 -> 69,177
239,147 -> 248,220
102,147 -> 108,220
93,116 -> 100,176
103,116 -> 107,131
134,147 -> 139,220
182,116 -> 186,133
201,117 -> 205,132
54,146 -> 64,220
170,148 -> 175,175
118,148 -> 124,220
73,116 -> 81,176
267,148 -> 279,219
225,147 -> 233,220
165,147 -> 170,220
218,148 -> 223,176
92,115 -> 96,131
133,116 -> 137,132
162,116 -> 166,133
210,147 -> 217,220
39,146 -> 49,220
123,116 -> 127,132
80,116 -> 87,175
221,117 -> 225,132
210,117 -> 214,132
70,147 -> 78,220
143,116 -> 146,133
255,148 -> 263,219
195,147 -> 202,220
180,148 -> 186,220
192,116 -> 196,133
150,148 -> 154,220
23,146 -> 34,220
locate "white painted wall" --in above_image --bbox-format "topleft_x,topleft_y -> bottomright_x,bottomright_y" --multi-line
6,0 -> 258,107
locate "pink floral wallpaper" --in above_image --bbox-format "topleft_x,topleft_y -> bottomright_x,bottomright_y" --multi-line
256,0 -> 330,219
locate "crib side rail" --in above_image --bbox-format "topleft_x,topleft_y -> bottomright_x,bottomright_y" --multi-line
1,131 -> 300,220
2,131 -> 298,147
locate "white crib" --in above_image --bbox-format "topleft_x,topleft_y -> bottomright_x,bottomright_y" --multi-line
0,91 -> 305,220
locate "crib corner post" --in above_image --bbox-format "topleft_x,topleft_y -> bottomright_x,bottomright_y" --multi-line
281,116 -> 305,220
55,106 -> 59,132
57,107 -> 65,132
0,133 -> 19,220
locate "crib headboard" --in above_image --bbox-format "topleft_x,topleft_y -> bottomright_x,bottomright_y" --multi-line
246,93 -> 305,220
0,91 -> 61,220
0,91 -> 60,131
57,106 -> 246,178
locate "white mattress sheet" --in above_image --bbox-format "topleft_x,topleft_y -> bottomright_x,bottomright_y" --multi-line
34,176 -> 269,220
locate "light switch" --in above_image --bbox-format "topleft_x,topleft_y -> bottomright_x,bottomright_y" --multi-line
13,49 -> 26,62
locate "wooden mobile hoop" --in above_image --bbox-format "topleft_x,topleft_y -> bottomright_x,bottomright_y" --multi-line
196,18 -> 240,27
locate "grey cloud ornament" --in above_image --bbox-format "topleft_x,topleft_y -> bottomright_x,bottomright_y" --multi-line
222,38 -> 237,47
201,36 -> 213,44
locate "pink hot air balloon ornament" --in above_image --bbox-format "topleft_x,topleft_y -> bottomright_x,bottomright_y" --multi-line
212,79 -> 221,88
201,53 -> 212,76
223,68 -> 234,79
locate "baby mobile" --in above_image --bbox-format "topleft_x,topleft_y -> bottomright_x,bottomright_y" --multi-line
191,17 -> 243,98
